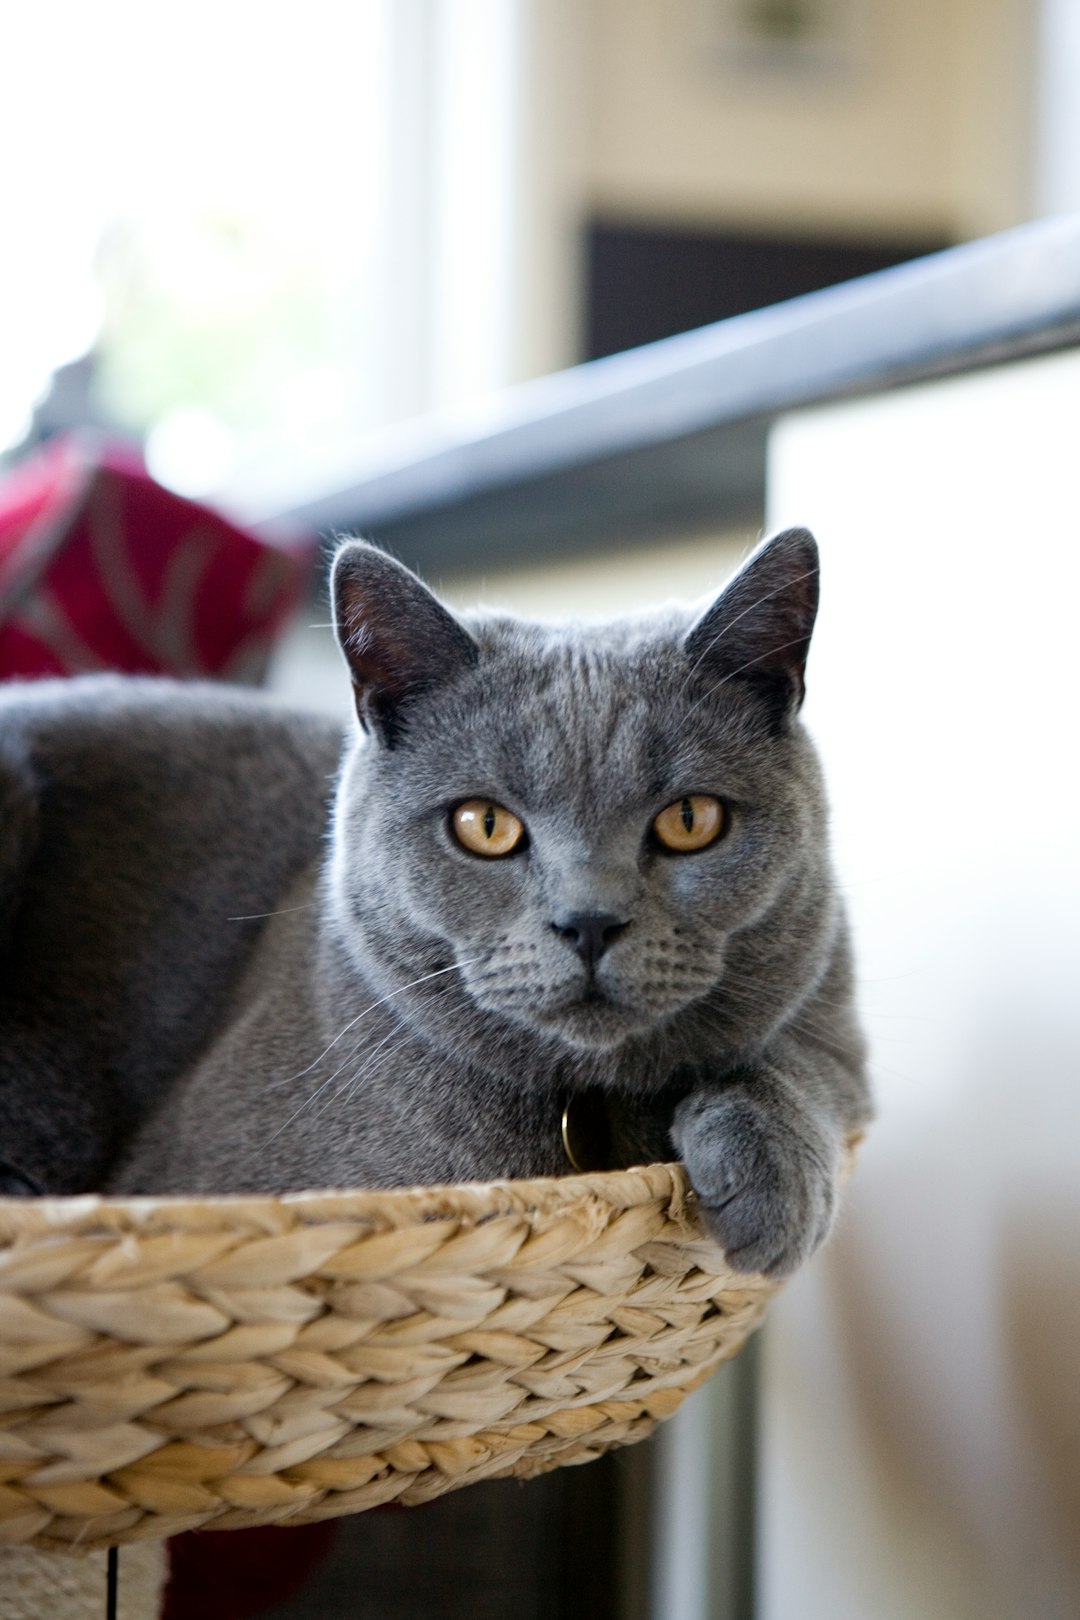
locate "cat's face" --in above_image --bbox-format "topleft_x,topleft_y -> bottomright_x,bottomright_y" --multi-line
328,530 -> 831,1077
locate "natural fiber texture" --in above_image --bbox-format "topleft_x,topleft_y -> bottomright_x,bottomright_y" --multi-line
0,1163 -> 783,1551
0,1542 -> 167,1619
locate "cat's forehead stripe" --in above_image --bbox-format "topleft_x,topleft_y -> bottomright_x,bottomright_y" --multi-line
458,639 -> 704,811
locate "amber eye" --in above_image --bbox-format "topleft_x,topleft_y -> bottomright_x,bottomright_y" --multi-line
452,800 -> 526,857
653,794 -> 725,853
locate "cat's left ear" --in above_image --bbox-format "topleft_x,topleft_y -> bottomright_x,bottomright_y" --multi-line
683,527 -> 819,726
332,540 -> 479,744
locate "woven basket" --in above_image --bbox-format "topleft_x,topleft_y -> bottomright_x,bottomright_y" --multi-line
0,1162 -> 789,1552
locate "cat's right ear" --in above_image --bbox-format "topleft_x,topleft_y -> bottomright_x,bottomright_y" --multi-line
683,527 -> 819,729
331,541 -> 480,745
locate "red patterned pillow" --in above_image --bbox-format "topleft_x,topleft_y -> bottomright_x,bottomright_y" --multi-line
0,438 -> 312,681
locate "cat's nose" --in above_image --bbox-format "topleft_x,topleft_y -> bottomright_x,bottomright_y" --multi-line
552,911 -> 628,969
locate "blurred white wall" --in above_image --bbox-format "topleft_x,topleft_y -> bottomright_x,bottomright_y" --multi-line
759,349 -> 1080,1620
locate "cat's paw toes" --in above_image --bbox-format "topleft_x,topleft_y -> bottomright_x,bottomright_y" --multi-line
671,1089 -> 836,1278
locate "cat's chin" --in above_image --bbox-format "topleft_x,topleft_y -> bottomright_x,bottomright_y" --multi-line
530,994 -> 648,1053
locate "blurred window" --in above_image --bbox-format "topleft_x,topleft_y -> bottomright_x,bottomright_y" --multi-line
2,1 -> 520,517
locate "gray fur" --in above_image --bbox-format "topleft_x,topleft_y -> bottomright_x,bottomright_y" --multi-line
0,679 -> 340,1191
0,529 -> 870,1276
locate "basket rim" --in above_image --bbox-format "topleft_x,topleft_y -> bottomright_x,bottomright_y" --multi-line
0,1159 -> 697,1243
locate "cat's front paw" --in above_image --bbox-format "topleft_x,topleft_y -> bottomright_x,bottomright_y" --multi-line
671,1084 -> 837,1278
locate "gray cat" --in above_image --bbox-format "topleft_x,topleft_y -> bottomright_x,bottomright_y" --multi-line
0,528 -> 869,1276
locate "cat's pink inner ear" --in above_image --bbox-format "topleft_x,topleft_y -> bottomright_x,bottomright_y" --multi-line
331,541 -> 479,738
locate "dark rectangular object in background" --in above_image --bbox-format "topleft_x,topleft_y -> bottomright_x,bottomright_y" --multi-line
584,219 -> 950,360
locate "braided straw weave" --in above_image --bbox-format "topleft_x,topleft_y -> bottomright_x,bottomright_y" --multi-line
0,1163 -> 784,1551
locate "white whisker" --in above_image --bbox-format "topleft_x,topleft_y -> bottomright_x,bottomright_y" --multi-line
269,958 -> 480,1092
264,1040 -> 366,1138
310,1026 -> 410,1123
263,958 -> 480,1139
228,902 -> 317,922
